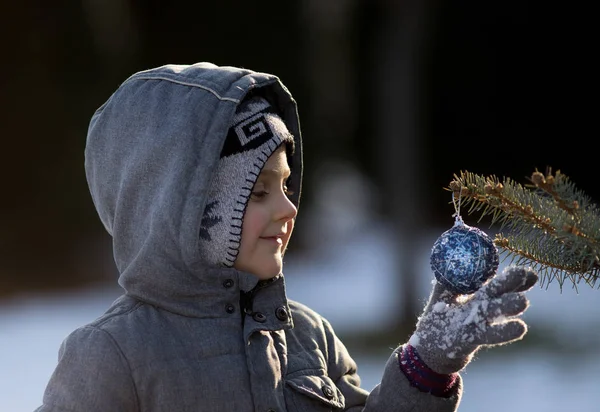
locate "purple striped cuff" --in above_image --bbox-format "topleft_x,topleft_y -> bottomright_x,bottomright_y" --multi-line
398,344 -> 459,398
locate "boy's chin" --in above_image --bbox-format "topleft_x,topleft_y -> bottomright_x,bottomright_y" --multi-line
250,260 -> 283,280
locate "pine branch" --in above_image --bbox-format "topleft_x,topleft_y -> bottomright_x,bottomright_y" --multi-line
447,169 -> 600,291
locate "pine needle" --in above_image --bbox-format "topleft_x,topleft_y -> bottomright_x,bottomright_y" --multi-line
446,169 -> 600,292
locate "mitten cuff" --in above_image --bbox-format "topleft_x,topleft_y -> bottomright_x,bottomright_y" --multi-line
398,344 -> 459,398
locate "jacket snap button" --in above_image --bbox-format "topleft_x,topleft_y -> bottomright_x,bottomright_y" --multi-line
223,279 -> 234,288
322,385 -> 334,399
275,306 -> 288,321
252,312 -> 267,323
225,304 -> 235,314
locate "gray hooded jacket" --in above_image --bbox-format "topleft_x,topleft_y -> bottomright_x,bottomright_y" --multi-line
35,63 -> 461,411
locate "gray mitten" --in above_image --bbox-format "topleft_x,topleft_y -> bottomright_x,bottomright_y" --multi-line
408,265 -> 538,375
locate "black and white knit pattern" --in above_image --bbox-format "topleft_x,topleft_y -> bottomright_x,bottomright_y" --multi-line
199,96 -> 294,267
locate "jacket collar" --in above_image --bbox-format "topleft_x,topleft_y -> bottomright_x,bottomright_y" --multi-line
124,266 -> 294,337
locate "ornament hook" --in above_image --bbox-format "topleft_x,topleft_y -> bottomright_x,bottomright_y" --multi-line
452,185 -> 464,226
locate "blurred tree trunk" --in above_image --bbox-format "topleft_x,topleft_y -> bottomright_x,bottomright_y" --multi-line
295,0 -> 361,251
0,2 -> 141,298
82,0 -> 140,75
300,0 -> 359,157
370,0 -> 439,328
300,0 -> 439,331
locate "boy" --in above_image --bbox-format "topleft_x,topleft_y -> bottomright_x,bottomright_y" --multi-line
36,62 -> 538,411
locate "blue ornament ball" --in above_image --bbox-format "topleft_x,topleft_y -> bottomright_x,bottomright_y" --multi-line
430,218 -> 499,294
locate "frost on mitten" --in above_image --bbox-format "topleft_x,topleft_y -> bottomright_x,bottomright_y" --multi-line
407,265 -> 538,375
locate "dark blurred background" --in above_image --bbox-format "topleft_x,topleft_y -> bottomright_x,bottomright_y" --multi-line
0,1 -> 595,308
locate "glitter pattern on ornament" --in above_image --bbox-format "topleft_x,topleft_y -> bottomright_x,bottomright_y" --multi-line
430,216 -> 499,295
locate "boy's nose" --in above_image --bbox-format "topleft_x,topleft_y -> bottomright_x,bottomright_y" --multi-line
275,192 -> 297,222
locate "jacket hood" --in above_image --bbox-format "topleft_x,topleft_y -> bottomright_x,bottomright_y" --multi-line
84,63 -> 303,316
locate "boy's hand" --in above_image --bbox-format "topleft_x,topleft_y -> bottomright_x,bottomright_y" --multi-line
409,265 -> 538,374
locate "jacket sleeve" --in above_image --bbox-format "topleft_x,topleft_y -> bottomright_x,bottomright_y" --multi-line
322,318 -> 462,412
34,326 -> 138,412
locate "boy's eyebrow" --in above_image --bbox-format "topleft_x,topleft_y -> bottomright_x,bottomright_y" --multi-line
259,168 -> 292,179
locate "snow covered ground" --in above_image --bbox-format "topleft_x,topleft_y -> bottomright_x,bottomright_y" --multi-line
2,224 -> 599,412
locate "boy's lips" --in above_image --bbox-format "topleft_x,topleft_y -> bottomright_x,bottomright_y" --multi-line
260,233 -> 285,245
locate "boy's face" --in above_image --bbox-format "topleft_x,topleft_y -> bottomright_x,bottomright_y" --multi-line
234,145 -> 297,280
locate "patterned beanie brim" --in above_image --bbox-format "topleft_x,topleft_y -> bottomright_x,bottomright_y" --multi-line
199,96 -> 294,267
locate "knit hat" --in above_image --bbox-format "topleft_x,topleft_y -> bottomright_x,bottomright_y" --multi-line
199,96 -> 294,267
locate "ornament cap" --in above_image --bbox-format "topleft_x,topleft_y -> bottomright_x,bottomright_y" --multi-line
453,214 -> 465,227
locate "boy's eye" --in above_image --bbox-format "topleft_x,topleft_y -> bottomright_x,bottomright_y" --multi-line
284,177 -> 294,197
251,190 -> 269,200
